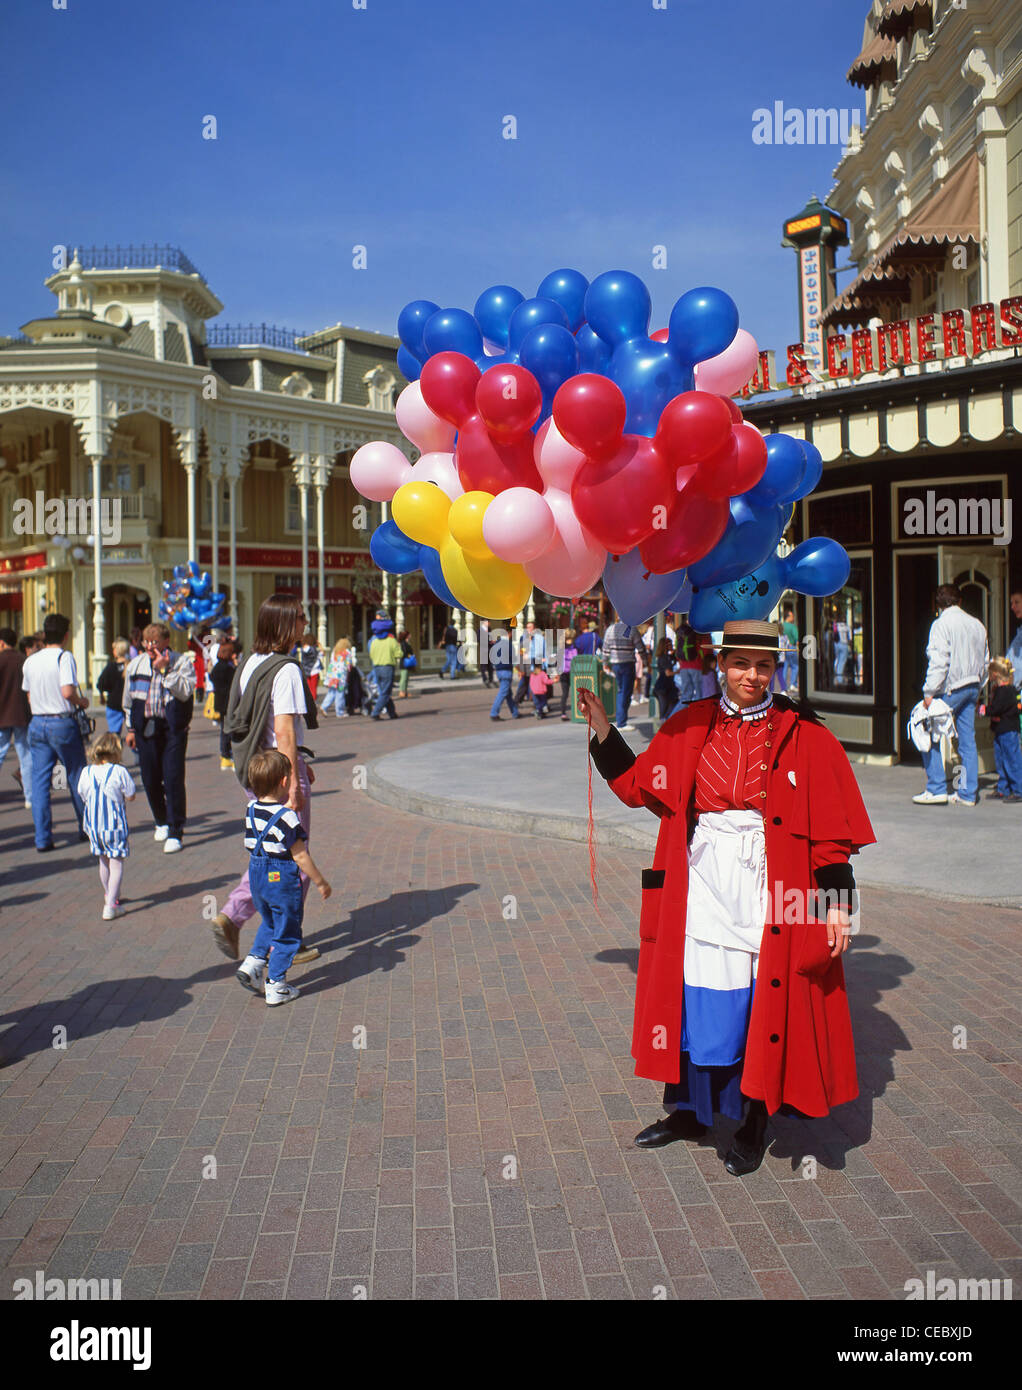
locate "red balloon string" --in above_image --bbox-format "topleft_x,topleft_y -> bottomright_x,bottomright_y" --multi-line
585,706 -> 599,909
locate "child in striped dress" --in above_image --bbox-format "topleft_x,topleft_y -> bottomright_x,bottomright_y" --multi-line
77,732 -> 136,920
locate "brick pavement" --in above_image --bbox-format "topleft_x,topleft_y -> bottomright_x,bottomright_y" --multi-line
0,680 -> 1020,1300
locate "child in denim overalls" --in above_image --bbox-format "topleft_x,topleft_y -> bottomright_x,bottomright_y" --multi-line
236,748 -> 331,1006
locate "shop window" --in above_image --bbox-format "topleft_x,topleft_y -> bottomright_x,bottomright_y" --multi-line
285,483 -> 303,533
202,477 -> 242,531
807,489 -> 871,545
812,558 -> 873,697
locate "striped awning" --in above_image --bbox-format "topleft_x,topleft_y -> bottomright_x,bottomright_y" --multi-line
821,156 -> 979,329
847,31 -> 898,87
877,0 -> 932,40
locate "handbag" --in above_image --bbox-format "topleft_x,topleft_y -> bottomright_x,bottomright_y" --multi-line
402,654 -> 417,669
74,707 -> 95,742
203,691 -> 216,720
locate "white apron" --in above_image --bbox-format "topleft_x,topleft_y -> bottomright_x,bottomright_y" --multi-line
681,809 -> 768,1066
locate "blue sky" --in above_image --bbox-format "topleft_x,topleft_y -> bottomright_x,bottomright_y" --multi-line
2,0 -> 869,353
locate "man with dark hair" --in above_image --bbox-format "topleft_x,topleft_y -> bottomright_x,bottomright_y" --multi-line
914,583 -> 989,807
0,626 -> 32,811
122,620 -> 196,853
21,613 -> 89,850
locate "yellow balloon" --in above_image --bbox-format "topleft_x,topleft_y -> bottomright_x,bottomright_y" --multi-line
439,537 -> 534,620
448,491 -> 494,559
391,480 -> 450,549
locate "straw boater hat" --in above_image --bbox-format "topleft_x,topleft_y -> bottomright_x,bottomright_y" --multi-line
713,619 -> 781,654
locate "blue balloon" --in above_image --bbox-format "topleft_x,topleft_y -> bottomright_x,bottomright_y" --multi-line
422,308 -> 483,361
668,287 -> 740,367
188,560 -> 200,578
420,545 -> 459,608
602,548 -> 689,627
575,324 -> 612,374
192,571 -> 212,599
173,563 -> 188,580
688,496 -> 787,590
397,344 -> 421,382
507,297 -> 569,354
370,519 -> 421,575
584,271 -> 651,346
518,324 -> 579,421
474,285 -> 524,350
689,538 -> 850,632
790,440 -> 823,501
397,299 -> 440,363
744,435 -> 807,507
536,269 -> 589,332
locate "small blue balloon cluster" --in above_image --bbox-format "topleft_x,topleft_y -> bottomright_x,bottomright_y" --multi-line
369,521 -> 460,609
398,269 -> 742,435
158,561 -> 227,631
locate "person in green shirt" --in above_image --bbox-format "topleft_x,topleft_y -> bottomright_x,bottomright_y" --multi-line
368,626 -> 403,720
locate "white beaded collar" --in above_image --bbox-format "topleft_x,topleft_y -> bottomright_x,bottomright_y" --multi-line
719,692 -> 774,722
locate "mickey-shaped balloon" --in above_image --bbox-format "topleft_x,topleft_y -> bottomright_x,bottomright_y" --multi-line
688,538 -> 850,632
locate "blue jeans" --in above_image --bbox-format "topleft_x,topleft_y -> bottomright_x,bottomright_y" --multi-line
783,653 -> 798,689
442,644 -> 460,677
490,673 -> 519,718
833,642 -> 850,681
105,707 -> 124,735
371,665 -> 396,717
28,713 -> 87,847
993,729 -> 1022,796
922,683 -> 979,801
0,724 -> 32,803
673,668 -> 701,706
612,661 -> 635,727
249,854 -> 303,983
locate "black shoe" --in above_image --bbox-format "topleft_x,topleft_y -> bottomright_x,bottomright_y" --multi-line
78,832 -> 89,843
36,843 -> 56,854
1004,794 -> 1022,803
490,715 -> 502,721
723,1100 -> 769,1175
634,1111 -> 707,1148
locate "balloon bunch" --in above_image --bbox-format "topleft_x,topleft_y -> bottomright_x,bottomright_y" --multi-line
352,267 -> 850,626
158,561 -> 227,631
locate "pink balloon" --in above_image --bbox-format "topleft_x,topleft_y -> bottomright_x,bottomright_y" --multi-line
533,418 -> 586,493
350,440 -> 412,502
483,487 -> 556,564
410,451 -> 464,500
525,490 -> 606,598
694,328 -> 760,397
395,380 -> 457,454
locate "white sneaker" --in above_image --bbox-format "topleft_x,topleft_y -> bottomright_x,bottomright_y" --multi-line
102,905 -> 125,921
617,723 -> 636,733
912,791 -> 947,804
949,794 -> 976,807
153,825 -> 169,842
163,837 -> 183,853
236,954 -> 267,993
265,978 -> 300,1007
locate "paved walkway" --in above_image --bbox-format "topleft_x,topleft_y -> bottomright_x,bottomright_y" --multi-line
0,681 -> 1020,1300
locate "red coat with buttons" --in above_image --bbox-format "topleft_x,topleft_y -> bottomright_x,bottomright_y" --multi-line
593,696 -> 876,1117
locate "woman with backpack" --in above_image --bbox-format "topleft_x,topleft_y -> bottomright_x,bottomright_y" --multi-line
209,594 -> 320,967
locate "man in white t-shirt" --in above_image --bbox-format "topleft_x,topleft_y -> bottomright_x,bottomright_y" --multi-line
22,612 -> 90,852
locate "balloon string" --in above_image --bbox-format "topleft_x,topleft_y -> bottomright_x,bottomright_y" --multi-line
586,707 -> 598,909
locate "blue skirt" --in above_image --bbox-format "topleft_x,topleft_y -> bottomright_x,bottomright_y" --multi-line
662,991 -> 749,1125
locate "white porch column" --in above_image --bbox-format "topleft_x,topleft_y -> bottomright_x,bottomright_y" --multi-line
208,459 -> 222,594
313,452 -> 330,649
89,454 -> 106,686
526,592 -> 536,625
395,575 -> 405,634
178,428 -> 198,566
227,467 -> 240,631
463,610 -> 478,670
381,500 -> 391,611
294,452 -> 311,612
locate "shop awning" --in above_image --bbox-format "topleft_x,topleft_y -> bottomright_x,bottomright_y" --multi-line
847,30 -> 897,87
821,156 -> 978,329
877,0 -> 932,40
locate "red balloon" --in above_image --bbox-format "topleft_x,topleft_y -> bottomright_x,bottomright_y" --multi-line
639,482 -> 729,573
420,352 -> 480,428
650,327 -> 670,343
552,374 -> 627,462
716,394 -> 744,424
697,421 -> 768,501
570,436 -> 673,555
655,391 -> 734,467
476,364 -> 542,440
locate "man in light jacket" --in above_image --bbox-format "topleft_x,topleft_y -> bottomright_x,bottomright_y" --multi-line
913,584 -> 989,807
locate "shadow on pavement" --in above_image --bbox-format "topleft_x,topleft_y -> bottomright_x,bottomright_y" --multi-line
296,883 -> 481,994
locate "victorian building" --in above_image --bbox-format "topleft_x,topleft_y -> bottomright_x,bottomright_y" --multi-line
743,0 -> 1022,765
0,245 -> 458,681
